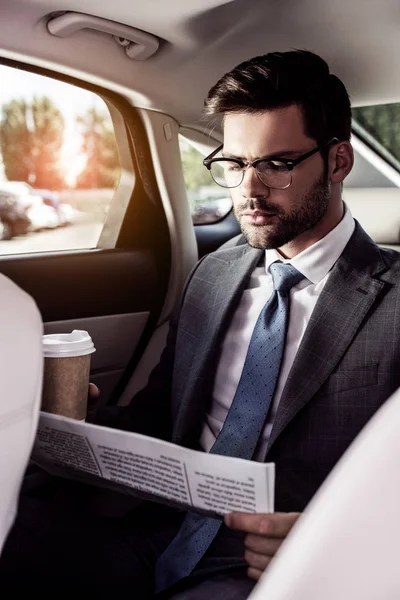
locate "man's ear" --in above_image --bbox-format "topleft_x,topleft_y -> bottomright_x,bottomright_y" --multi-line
329,141 -> 354,184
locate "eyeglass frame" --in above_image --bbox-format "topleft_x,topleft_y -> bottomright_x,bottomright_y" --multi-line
202,137 -> 339,189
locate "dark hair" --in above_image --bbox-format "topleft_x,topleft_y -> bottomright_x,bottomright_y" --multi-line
204,50 -> 351,146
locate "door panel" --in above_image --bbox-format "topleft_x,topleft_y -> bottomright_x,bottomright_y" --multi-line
0,250 -> 159,321
0,248 -> 164,404
44,312 -> 149,404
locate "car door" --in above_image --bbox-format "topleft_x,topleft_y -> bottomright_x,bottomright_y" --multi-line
0,59 -> 175,411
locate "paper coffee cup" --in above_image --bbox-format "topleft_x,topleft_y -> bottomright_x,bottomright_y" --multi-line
42,330 -> 96,420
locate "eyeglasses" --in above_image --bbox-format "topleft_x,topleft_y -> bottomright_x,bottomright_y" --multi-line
203,138 -> 338,190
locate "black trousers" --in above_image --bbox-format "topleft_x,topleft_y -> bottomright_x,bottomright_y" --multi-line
0,488 -> 253,598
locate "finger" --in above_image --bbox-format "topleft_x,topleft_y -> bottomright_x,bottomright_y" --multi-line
244,533 -> 282,556
225,512 -> 300,537
244,549 -> 273,572
88,383 -> 100,403
247,567 -> 264,581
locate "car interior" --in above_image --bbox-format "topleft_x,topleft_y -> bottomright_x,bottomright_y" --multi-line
0,0 -> 399,591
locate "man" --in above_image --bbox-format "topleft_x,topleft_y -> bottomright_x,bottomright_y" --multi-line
2,50 -> 400,599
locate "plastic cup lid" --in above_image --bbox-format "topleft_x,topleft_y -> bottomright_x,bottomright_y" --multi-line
43,330 -> 96,358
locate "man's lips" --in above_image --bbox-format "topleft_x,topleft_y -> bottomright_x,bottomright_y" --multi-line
241,211 -> 278,225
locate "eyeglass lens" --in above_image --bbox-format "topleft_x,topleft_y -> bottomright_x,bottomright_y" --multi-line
209,160 -> 291,189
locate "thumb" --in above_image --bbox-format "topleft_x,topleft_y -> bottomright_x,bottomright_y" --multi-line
88,383 -> 100,405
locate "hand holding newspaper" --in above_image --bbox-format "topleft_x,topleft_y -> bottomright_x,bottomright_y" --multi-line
32,412 -> 275,518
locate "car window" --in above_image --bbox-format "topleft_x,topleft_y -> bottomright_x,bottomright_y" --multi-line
179,135 -> 232,225
0,65 -> 123,254
352,103 -> 400,170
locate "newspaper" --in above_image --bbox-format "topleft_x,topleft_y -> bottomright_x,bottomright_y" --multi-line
32,412 -> 275,519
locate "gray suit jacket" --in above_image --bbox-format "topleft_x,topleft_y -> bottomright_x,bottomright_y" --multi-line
102,222 -> 400,511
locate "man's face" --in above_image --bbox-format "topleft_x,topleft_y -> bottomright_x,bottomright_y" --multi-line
223,106 -> 332,250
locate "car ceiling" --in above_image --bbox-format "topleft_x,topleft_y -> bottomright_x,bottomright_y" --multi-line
0,0 -> 399,131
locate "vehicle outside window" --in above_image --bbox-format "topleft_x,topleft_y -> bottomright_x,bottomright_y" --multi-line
0,65 -> 122,254
179,135 -> 232,225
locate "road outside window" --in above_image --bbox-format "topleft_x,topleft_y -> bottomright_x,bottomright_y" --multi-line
0,65 -> 121,254
179,136 -> 232,225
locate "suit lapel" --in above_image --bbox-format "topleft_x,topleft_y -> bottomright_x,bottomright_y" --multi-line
267,225 -> 387,451
173,244 -> 263,445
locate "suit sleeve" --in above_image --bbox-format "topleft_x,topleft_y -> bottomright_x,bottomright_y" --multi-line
93,307 -> 178,440
92,255 -> 208,440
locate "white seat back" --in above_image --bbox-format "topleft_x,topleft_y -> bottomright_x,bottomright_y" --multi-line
343,187 -> 400,247
0,274 -> 43,553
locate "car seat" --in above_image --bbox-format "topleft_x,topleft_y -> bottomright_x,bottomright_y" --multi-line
0,274 -> 43,553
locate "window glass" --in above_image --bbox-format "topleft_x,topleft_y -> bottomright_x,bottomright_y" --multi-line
0,65 -> 121,254
179,135 -> 232,224
352,103 -> 400,168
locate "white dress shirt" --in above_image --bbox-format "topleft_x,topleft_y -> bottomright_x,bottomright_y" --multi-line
199,205 -> 355,460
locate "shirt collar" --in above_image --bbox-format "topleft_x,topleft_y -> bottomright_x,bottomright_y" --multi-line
264,203 -> 355,284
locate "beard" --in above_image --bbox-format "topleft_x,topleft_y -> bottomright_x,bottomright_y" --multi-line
234,173 -> 331,250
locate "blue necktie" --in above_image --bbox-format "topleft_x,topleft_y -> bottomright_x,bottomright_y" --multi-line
155,262 -> 304,592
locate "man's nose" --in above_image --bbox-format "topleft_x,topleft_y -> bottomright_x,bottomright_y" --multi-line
240,165 -> 270,199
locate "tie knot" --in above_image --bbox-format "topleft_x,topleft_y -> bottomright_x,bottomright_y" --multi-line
270,262 -> 304,293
